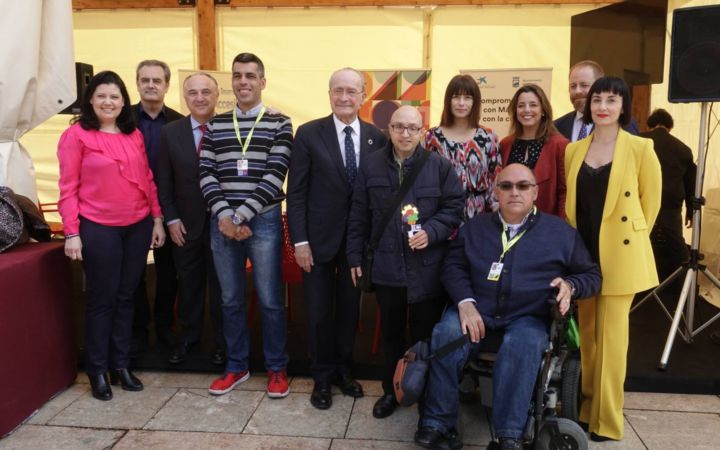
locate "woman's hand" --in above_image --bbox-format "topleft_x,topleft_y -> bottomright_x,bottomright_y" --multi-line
151,218 -> 166,248
64,236 -> 83,261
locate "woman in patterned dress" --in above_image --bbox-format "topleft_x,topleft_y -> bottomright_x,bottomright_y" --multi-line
499,84 -> 568,217
424,75 -> 502,221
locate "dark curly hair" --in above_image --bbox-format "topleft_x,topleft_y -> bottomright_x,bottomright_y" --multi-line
72,70 -> 135,134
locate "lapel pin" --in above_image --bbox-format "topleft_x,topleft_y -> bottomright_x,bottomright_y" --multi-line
368,139 -> 373,145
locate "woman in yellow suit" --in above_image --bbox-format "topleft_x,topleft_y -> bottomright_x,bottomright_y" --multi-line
565,76 -> 661,441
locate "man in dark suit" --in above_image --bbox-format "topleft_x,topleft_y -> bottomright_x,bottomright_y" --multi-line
641,108 -> 696,285
287,67 -> 387,410
555,60 -> 639,141
130,60 -> 184,355
156,72 -> 226,366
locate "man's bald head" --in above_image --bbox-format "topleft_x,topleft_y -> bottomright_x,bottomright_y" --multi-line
495,163 -> 538,223
388,106 -> 423,155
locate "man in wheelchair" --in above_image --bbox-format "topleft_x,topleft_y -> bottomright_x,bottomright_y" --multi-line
415,164 -> 601,450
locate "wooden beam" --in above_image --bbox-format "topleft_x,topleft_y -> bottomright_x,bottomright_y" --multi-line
73,0 -> 620,9
225,1 -> 619,6
73,0 -> 190,9
197,0 -> 217,70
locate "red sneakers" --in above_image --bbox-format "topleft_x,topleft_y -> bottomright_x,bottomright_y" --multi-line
208,371 -> 250,395
266,370 -> 289,398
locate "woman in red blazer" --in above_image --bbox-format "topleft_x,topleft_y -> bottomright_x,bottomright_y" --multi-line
500,84 -> 568,217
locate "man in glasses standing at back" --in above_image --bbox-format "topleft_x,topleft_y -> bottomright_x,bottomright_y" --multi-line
346,105 -> 464,419
415,164 -> 601,450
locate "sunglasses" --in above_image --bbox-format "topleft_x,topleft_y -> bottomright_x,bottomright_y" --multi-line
496,181 -> 537,192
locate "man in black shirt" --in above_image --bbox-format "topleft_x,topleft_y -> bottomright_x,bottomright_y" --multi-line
131,59 -> 183,355
641,108 -> 696,284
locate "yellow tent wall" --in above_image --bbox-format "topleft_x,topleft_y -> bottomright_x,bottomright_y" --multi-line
22,1 -> 718,237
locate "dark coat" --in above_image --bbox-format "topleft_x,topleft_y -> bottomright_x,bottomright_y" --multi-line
286,115 -> 387,263
442,211 -> 601,329
156,116 -> 208,241
346,143 -> 464,303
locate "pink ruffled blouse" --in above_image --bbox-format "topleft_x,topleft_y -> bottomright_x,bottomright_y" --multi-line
57,123 -> 162,235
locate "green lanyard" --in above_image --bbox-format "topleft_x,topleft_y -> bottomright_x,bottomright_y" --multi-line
499,228 -> 526,262
498,206 -> 536,261
232,106 -> 266,156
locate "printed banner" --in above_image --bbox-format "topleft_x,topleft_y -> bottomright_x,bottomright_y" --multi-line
359,70 -> 431,132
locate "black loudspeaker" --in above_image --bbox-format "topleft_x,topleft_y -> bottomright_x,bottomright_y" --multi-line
60,63 -> 94,114
668,5 -> 720,103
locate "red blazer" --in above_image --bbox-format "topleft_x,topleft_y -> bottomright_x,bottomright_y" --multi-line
499,132 -> 568,218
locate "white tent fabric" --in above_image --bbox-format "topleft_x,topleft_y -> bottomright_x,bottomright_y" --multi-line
0,0 -> 75,203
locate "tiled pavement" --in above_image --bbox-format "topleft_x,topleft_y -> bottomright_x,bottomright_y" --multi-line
2,371 -> 720,449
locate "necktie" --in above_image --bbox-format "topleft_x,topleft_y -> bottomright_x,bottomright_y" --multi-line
197,123 -> 207,155
577,123 -> 589,141
344,126 -> 357,184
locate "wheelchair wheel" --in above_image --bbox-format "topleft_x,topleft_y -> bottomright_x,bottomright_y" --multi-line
535,417 -> 587,450
559,357 -> 581,422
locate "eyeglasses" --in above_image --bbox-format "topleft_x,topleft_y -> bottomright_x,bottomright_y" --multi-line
330,88 -> 362,97
389,124 -> 422,135
496,181 -> 537,192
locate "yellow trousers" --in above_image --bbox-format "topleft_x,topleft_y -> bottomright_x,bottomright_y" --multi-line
578,293 -> 634,440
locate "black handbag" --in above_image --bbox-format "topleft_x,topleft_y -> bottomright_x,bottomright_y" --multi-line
356,149 -> 431,293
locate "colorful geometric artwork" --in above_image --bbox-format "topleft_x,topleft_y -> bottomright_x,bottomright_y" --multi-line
359,70 -> 431,132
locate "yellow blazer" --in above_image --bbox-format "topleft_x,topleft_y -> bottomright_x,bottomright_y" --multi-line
565,129 -> 662,296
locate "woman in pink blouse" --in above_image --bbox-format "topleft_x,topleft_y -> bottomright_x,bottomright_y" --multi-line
58,71 -> 165,401
424,75 -> 502,221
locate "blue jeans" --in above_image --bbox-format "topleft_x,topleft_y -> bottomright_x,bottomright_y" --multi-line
420,307 -> 548,439
210,206 -> 287,373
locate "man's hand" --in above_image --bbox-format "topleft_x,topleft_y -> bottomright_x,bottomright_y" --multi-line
295,244 -> 313,272
350,266 -> 362,287
458,301 -> 485,343
168,221 -> 187,247
550,277 -> 572,316
234,224 -> 253,241
151,218 -> 166,248
408,230 -> 429,251
64,236 -> 83,261
218,216 -> 237,239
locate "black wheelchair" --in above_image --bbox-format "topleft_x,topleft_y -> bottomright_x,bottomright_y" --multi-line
459,299 -> 586,450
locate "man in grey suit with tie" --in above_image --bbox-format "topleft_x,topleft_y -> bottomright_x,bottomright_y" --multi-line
287,68 -> 387,410
156,72 -> 225,366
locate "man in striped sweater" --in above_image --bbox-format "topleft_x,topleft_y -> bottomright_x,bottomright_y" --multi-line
199,52 -> 293,399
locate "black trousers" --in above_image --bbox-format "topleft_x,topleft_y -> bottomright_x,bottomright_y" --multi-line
133,223 -> 178,337
302,250 -> 361,383
651,209 -> 690,294
81,216 -> 152,375
172,223 -> 224,348
374,284 -> 445,396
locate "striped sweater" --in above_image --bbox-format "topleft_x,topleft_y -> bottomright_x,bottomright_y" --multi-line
199,105 -> 293,222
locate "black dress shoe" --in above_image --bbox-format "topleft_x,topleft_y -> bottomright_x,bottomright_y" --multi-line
436,428 -> 463,450
169,342 -> 190,365
88,373 -> 113,401
372,394 -> 398,419
109,368 -> 144,391
414,426 -> 444,448
590,432 -> 617,442
310,382 -> 332,410
211,347 -> 226,366
332,374 -> 364,398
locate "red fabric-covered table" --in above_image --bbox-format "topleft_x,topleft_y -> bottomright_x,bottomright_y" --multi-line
0,242 -> 76,436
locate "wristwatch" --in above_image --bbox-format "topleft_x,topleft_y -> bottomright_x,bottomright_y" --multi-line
232,213 -> 243,225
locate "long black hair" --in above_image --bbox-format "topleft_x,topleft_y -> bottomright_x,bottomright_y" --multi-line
72,70 -> 135,134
